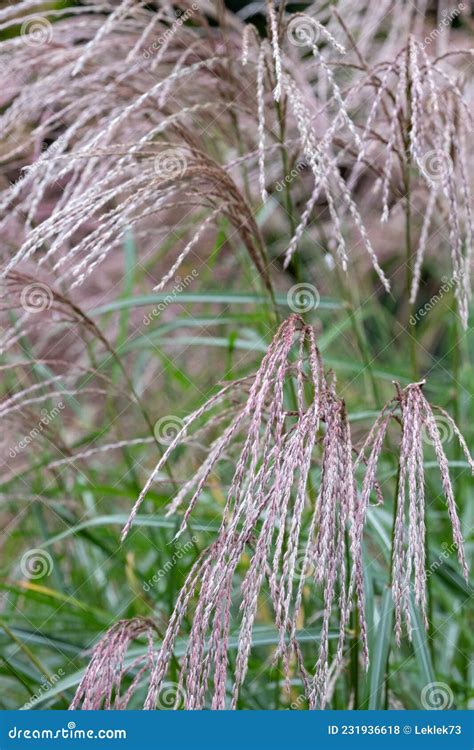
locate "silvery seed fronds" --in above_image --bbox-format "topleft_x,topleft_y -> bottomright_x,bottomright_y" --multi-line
257,41 -> 269,203
355,40 -> 473,326
121,315 -> 367,709
281,74 -> 390,291
70,618 -> 157,710
244,9 -> 389,288
356,381 -> 473,645
327,0 -> 439,64
0,1 -> 387,300
298,377 -> 369,709
266,0 -> 282,102
0,1 -> 275,295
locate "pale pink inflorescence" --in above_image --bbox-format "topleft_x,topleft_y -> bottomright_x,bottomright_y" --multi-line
356,381 -> 473,645
122,315 -> 368,709
0,2 -> 471,325
70,618 -> 157,710
0,0 -> 389,302
70,320 -> 473,710
0,0 -> 471,713
354,38 -> 473,326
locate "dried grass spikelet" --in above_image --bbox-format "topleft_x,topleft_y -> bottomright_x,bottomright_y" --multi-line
70,618 -> 158,710
355,39 -> 473,326
266,0 -> 282,102
356,380 -> 473,645
121,315 -> 367,709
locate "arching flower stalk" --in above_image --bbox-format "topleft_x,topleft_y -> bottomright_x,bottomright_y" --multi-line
70,618 -> 158,710
120,315 -> 367,709
356,381 -> 473,645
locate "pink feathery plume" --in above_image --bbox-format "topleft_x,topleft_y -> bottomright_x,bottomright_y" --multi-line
356,381 -> 473,646
121,316 -> 367,709
296,376 -> 368,708
70,618 -> 158,710
355,38 -> 473,326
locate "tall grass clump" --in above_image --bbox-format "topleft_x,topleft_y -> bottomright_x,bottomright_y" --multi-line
0,0 -> 472,711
